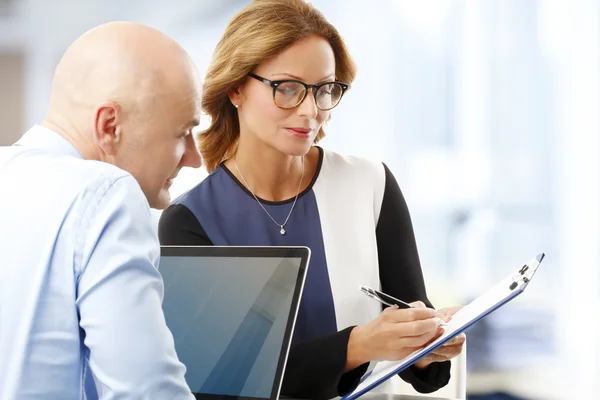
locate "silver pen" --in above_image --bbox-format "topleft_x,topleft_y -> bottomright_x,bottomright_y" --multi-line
360,286 -> 447,326
360,286 -> 414,309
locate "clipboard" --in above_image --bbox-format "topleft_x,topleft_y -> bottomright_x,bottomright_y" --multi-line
342,253 -> 545,400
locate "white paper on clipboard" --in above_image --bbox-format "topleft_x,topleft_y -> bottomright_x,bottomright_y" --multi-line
342,253 -> 545,400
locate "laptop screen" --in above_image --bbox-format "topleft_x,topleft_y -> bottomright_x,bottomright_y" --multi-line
160,247 -> 308,400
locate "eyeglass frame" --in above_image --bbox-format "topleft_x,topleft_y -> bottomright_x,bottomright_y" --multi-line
246,72 -> 349,111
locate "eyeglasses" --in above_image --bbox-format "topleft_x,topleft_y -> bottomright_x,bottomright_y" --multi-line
247,73 -> 349,111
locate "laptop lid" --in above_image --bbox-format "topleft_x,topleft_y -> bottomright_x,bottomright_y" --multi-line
160,246 -> 310,400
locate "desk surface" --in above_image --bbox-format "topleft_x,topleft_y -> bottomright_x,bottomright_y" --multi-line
284,392 -> 458,400
286,394 -> 458,400
349,394 -> 458,400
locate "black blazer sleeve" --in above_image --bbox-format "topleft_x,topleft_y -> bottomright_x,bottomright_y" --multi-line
282,328 -> 369,400
157,203 -> 369,400
376,163 -> 451,393
158,204 -> 213,245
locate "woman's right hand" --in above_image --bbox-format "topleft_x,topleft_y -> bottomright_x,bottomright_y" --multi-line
345,302 -> 445,371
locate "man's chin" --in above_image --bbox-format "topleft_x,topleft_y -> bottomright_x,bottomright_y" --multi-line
150,192 -> 171,210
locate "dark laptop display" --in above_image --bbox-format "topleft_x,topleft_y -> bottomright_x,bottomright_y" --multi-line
160,246 -> 310,400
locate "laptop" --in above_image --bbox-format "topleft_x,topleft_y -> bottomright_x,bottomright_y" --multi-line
160,246 -> 310,400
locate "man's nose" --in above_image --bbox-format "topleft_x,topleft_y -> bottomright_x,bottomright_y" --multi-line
182,135 -> 202,168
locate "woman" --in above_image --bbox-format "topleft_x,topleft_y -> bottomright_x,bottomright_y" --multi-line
159,1 -> 465,398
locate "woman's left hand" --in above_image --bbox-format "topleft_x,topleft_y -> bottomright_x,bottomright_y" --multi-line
413,306 -> 466,369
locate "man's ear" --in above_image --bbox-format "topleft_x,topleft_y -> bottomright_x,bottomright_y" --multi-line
93,102 -> 122,156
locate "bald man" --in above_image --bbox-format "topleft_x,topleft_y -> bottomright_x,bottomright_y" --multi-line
0,22 -> 199,399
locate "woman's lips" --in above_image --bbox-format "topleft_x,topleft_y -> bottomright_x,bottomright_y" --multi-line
286,128 -> 312,138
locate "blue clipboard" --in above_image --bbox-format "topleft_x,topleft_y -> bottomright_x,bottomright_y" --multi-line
342,253 -> 545,400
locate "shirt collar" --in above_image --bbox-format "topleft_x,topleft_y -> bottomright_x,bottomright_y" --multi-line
14,125 -> 83,159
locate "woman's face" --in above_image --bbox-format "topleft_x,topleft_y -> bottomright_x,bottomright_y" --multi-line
233,35 -> 337,156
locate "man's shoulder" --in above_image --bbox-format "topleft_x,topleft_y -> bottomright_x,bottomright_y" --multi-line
51,157 -> 143,209
66,159 -> 149,215
52,155 -> 140,198
3,146 -> 143,211
62,156 -> 132,183
3,145 -> 131,183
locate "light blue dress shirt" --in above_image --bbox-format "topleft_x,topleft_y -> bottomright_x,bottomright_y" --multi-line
0,125 -> 194,399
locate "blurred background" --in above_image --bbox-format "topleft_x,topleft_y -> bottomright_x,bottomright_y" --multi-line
1,0 -> 598,399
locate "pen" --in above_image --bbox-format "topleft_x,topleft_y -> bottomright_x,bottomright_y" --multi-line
359,286 -> 413,309
360,286 -> 447,327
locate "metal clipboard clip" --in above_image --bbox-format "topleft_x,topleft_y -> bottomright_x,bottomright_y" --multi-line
509,253 -> 545,290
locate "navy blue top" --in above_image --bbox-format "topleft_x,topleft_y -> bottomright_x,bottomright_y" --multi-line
159,148 -> 451,399
173,163 -> 337,345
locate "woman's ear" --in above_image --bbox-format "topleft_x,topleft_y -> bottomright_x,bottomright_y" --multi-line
228,85 -> 243,108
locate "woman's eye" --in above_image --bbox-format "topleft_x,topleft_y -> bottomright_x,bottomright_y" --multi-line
278,87 -> 297,96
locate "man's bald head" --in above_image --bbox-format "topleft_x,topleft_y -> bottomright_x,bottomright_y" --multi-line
48,22 -> 196,126
43,22 -> 202,209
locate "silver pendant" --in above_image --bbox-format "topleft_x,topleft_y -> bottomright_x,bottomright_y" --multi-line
280,226 -> 286,235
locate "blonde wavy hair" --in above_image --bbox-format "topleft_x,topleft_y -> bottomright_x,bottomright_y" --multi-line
200,0 -> 357,172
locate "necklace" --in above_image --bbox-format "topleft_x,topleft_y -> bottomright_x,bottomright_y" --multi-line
233,156 -> 304,235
